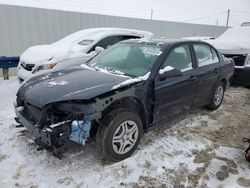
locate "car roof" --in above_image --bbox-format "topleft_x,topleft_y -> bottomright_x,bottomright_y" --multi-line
85,27 -> 153,39
52,27 -> 153,46
121,38 -> 209,46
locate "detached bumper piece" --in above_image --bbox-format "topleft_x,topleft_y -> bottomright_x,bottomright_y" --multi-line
15,106 -> 71,159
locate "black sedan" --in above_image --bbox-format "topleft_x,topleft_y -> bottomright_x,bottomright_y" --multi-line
14,39 -> 234,161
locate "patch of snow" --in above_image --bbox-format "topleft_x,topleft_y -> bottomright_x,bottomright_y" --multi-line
57,72 -> 64,76
208,26 -> 250,54
48,81 -> 69,87
63,83 -> 110,97
136,38 -> 151,43
159,66 -> 174,74
16,106 -> 24,112
157,42 -> 165,46
143,48 -> 162,56
80,63 -> 95,70
20,28 -> 153,64
40,75 -> 50,80
112,72 -> 150,89
95,67 -> 130,78
18,27 -> 153,81
49,120 -> 71,128
183,36 -> 215,41
203,146 -> 250,188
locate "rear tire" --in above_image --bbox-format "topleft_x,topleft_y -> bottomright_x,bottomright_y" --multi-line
96,108 -> 143,161
206,81 -> 225,110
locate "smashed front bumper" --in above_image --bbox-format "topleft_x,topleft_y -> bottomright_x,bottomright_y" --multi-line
14,104 -> 71,158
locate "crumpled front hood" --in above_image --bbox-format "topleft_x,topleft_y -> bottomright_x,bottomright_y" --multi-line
17,66 -> 130,108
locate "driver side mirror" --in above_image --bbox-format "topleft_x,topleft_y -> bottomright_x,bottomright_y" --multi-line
159,66 -> 183,81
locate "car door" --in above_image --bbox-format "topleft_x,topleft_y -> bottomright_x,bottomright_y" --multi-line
191,43 -> 221,107
153,44 -> 198,124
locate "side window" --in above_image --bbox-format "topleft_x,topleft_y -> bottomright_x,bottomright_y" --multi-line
211,48 -> 219,63
120,35 -> 140,41
194,44 -> 217,66
95,36 -> 120,49
162,44 -> 193,72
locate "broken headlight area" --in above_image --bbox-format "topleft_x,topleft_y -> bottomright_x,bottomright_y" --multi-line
14,101 -> 94,158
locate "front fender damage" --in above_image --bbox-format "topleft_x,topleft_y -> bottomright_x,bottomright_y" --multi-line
15,84 -> 143,158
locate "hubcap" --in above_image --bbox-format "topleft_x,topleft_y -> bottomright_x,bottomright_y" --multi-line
112,120 -> 138,155
214,85 -> 224,106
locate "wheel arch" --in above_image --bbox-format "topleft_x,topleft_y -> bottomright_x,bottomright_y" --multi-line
220,78 -> 228,89
101,96 -> 147,130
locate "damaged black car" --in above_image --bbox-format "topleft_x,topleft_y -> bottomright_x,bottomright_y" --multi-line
14,39 -> 234,161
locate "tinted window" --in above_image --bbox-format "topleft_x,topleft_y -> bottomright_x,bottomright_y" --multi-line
95,36 -> 120,49
120,35 -> 140,40
162,44 -> 193,72
194,44 -> 218,66
211,48 -> 219,63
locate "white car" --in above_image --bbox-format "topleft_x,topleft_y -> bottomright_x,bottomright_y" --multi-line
208,25 -> 250,86
17,28 -> 153,82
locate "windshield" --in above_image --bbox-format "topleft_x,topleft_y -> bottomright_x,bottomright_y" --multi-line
88,42 -> 163,77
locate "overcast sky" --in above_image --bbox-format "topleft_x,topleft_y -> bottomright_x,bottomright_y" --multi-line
1,0 -> 250,27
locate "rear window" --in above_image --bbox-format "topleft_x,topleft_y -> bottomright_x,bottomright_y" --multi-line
211,48 -> 219,62
96,36 -> 121,49
120,35 -> 141,40
194,44 -> 218,66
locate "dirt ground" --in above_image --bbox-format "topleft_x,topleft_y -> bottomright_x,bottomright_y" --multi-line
130,86 -> 250,188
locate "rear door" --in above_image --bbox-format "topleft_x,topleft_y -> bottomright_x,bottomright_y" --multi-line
191,43 -> 221,107
153,43 -> 198,124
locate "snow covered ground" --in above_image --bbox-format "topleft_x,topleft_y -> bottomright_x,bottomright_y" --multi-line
0,77 -> 250,188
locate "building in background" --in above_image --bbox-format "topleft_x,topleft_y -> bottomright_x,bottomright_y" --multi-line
0,4 -> 227,57
0,4 -> 227,76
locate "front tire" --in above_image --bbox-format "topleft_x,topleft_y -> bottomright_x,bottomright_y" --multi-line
206,81 -> 225,110
96,108 -> 143,161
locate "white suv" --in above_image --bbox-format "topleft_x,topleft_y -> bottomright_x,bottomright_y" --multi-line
17,28 -> 153,82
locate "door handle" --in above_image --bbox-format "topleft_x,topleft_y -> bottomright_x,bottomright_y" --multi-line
188,75 -> 197,81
